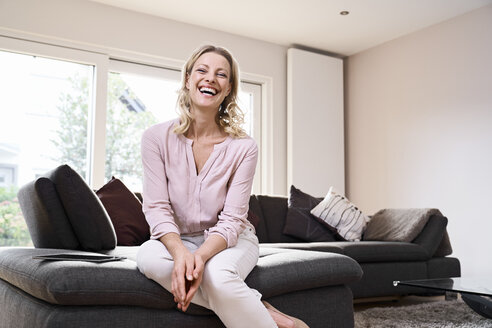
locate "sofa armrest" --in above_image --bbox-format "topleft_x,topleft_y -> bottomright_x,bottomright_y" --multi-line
412,215 -> 448,257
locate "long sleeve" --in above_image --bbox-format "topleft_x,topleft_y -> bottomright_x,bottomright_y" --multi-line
205,139 -> 258,247
140,119 -> 258,245
141,127 -> 180,240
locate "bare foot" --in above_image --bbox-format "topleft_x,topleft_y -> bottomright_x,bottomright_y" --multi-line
262,301 -> 309,328
266,307 -> 295,328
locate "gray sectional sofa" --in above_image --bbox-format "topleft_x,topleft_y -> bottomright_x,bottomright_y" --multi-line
249,194 -> 460,299
0,165 -> 460,328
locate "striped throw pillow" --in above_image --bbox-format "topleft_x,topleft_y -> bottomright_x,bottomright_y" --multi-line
310,187 -> 370,241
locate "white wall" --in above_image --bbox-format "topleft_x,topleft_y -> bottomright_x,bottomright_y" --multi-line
346,5 -> 492,276
5,0 -> 490,276
287,48 -> 344,196
0,0 -> 288,195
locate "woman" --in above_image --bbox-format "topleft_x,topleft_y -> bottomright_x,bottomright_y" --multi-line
137,45 -> 308,328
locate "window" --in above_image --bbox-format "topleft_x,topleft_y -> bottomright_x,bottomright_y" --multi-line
0,36 -> 106,246
105,60 -> 181,191
238,82 -> 262,192
0,36 -> 264,246
105,60 -> 262,192
0,50 -> 94,182
0,49 -> 97,246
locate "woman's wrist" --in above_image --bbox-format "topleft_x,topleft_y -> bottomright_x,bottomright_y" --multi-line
194,249 -> 210,263
160,233 -> 189,259
195,234 -> 227,263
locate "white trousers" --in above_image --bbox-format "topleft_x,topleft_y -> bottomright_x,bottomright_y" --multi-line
136,227 -> 277,328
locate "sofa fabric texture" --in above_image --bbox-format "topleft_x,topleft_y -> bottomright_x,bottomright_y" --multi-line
310,186 -> 370,241
0,247 -> 361,310
283,185 -> 340,242
45,165 -> 116,251
17,177 -> 79,249
4,166 -> 461,327
0,278 -> 355,328
250,193 -> 460,299
96,176 -> 150,246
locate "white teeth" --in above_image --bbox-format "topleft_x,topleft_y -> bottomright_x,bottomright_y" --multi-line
199,87 -> 217,95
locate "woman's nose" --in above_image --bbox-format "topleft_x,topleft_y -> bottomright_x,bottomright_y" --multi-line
205,72 -> 216,83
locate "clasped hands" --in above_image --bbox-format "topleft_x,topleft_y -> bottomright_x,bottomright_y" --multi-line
172,249 -> 205,312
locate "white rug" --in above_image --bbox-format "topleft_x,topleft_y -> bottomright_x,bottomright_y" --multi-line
354,299 -> 492,328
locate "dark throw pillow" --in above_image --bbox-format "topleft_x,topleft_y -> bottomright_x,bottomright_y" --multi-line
17,177 -> 80,249
247,210 -> 261,229
45,164 -> 117,251
96,177 -> 150,246
283,185 -> 342,242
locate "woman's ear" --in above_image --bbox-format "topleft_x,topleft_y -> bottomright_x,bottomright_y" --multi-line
185,73 -> 190,90
225,82 -> 232,96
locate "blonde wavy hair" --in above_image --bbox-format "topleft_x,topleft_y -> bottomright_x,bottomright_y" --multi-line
174,45 -> 246,138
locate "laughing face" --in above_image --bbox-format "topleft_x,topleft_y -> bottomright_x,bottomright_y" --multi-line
185,52 -> 232,112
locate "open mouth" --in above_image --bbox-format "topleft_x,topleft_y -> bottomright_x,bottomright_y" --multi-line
199,87 -> 217,96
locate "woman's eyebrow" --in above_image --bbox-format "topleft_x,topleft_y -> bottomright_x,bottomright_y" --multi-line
196,63 -> 229,73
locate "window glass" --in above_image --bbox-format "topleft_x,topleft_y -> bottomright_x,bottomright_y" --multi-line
106,61 -> 261,192
106,63 -> 181,191
238,82 -> 262,193
0,41 -> 264,247
0,50 -> 94,246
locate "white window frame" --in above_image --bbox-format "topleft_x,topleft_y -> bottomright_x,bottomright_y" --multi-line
242,72 -> 273,194
0,35 -> 108,186
240,81 -> 262,193
0,36 -> 268,193
109,60 -> 263,193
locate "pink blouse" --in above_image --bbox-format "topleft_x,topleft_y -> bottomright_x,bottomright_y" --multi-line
141,119 -> 258,248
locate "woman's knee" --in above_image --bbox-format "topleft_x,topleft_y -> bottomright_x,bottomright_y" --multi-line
136,240 -> 165,273
201,266 -> 240,296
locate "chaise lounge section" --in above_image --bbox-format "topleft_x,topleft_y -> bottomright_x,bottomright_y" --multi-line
0,165 -> 362,328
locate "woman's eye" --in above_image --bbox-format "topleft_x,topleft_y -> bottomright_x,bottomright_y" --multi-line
197,68 -> 206,73
217,73 -> 227,78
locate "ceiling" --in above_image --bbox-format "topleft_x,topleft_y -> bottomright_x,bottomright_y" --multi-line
88,0 -> 492,56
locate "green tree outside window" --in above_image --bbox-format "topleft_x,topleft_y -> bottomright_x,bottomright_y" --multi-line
1,73 -> 157,246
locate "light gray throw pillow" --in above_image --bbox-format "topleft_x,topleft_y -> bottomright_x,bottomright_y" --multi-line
310,187 -> 370,241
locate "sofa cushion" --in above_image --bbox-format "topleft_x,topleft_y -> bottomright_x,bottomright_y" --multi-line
363,208 -> 440,242
0,247 -> 362,312
0,247 -> 175,310
284,186 -> 340,242
45,165 -> 117,251
261,241 -> 429,262
311,187 -> 370,241
246,248 -> 362,299
96,177 -> 150,246
411,215 -> 452,257
334,241 -> 429,262
260,242 -> 344,254
249,195 -> 269,242
257,195 -> 301,243
17,178 -> 80,249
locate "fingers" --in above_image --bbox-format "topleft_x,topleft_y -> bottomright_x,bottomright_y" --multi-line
172,251 -> 197,308
182,276 -> 202,312
182,255 -> 205,312
172,262 -> 187,305
185,255 -> 194,282
172,252 -> 208,312
179,270 -> 187,301
193,254 -> 204,279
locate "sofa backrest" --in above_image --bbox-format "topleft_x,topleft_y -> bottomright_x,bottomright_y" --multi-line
18,177 -> 80,249
251,195 -> 302,244
412,215 -> 452,257
17,164 -> 117,251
